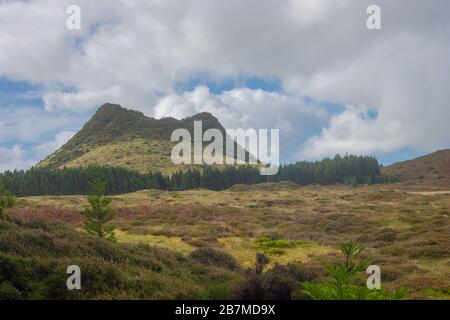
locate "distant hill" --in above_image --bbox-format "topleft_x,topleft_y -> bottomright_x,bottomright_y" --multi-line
37,103 -> 251,174
382,149 -> 450,186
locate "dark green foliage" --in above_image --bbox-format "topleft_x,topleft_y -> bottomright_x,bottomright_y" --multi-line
0,280 -> 22,300
83,179 -> 116,242
252,237 -> 302,255
278,154 -> 381,186
1,154 -> 383,196
0,166 -> 169,196
340,240 -> 368,274
189,248 -> 240,271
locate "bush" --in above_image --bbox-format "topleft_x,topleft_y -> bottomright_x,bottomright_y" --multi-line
375,229 -> 397,243
234,254 -> 316,300
189,248 -> 240,271
235,264 -> 316,300
0,281 -> 22,300
262,265 -> 297,300
286,263 -> 318,283
235,273 -> 265,300
0,215 -> 241,299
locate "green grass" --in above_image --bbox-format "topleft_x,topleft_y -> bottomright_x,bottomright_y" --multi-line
252,237 -> 304,254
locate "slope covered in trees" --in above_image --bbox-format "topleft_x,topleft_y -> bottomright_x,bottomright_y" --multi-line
1,155 -> 383,196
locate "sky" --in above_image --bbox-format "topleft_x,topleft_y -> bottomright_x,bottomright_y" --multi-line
1,0 -> 450,172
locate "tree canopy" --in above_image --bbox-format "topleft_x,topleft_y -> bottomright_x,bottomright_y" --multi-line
0,155 -> 385,196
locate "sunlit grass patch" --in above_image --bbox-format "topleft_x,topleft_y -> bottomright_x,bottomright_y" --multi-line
115,230 -> 194,255
423,288 -> 450,300
219,237 -> 334,268
252,237 -> 303,254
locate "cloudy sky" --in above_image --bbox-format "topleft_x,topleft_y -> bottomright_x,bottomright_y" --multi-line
1,0 -> 450,171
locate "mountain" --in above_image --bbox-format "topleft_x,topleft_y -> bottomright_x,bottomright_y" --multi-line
382,149 -> 450,186
37,103 -> 251,174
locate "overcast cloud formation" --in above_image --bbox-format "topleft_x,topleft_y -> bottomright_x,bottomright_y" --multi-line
0,0 -> 450,170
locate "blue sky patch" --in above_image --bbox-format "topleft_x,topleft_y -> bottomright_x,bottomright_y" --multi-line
0,77 -> 42,107
175,73 -> 282,95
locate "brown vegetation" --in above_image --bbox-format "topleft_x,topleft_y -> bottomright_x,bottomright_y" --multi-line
11,182 -> 450,299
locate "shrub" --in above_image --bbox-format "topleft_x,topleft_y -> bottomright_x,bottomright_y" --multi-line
0,281 -> 22,300
255,253 -> 270,274
286,263 -> 318,283
235,273 -> 265,300
0,215 -> 241,299
189,248 -> 240,271
375,229 -> 397,243
234,256 -> 317,300
262,264 -> 297,300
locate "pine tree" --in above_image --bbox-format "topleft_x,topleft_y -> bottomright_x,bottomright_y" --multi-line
0,155 -> 382,195
82,179 -> 116,242
301,240 -> 406,300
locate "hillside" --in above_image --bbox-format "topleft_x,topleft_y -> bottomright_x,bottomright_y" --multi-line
382,149 -> 450,186
11,182 -> 450,299
37,103 -> 250,174
0,212 -> 240,299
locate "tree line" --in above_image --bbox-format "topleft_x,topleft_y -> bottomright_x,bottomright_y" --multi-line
0,155 -> 388,196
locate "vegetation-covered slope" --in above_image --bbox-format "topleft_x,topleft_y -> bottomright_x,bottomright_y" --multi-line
382,150 -> 450,186
37,103 -> 247,174
46,138 -> 178,174
0,212 -> 241,299
11,182 -> 450,299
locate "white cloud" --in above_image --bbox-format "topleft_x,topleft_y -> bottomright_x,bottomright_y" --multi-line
0,106 -> 78,143
0,145 -> 34,172
0,0 -> 450,166
0,130 -> 75,172
43,87 -> 123,112
293,32 -> 450,159
154,86 -> 328,162
298,106 -> 405,160
155,86 -> 327,128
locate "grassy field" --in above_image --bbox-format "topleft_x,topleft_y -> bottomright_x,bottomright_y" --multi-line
9,181 -> 450,299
